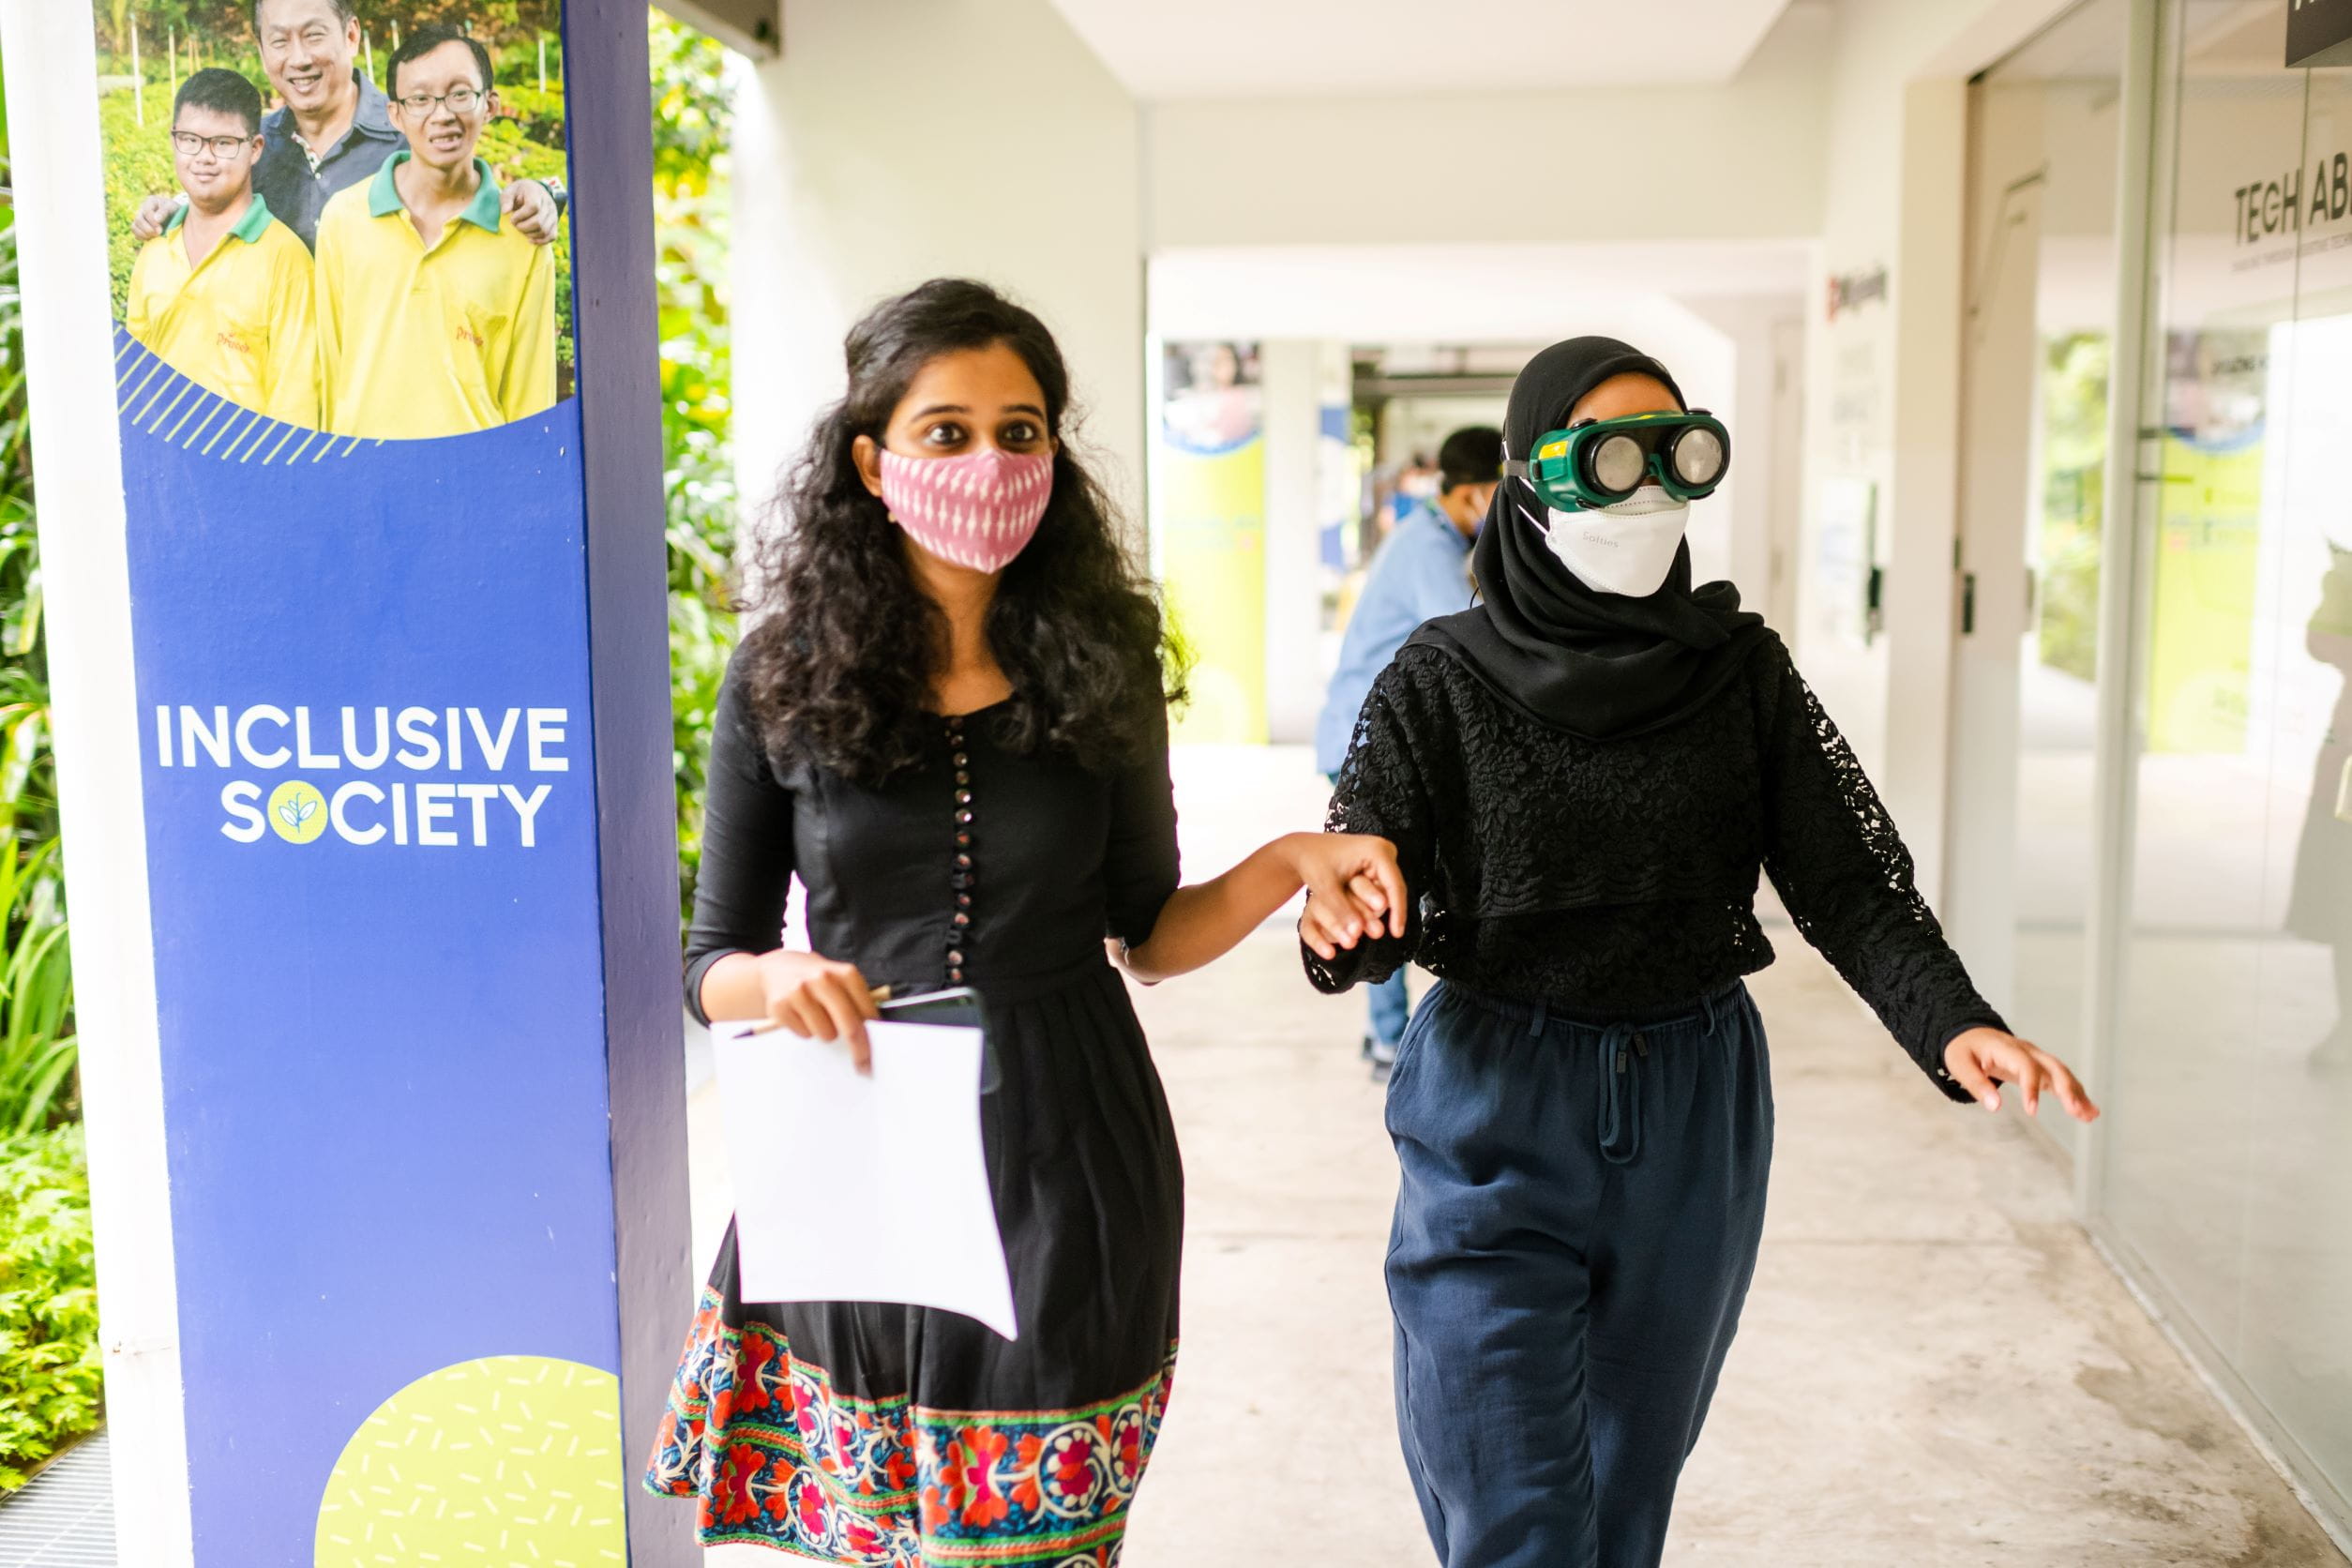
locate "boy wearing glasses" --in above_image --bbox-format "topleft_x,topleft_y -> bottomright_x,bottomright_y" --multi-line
312,24 -> 557,439
129,0 -> 564,255
126,69 -> 320,428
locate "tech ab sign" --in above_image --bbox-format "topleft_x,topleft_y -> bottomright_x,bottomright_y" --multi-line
2289,0 -> 2352,69
2236,153 -> 2351,248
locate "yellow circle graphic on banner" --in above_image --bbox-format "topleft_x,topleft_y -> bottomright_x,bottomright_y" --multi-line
314,1355 -> 627,1567
267,780 -> 328,844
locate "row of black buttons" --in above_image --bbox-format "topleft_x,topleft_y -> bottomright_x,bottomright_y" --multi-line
945,715 -> 973,986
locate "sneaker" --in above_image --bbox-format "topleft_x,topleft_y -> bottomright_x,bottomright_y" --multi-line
1363,1034 -> 1399,1081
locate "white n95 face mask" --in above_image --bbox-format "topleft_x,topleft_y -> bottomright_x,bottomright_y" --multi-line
1539,485 -> 1690,598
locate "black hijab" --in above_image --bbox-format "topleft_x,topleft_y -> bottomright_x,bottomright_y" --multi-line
1407,335 -> 1770,739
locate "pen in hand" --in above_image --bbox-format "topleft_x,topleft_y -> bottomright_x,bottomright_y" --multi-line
746,985 -> 894,1037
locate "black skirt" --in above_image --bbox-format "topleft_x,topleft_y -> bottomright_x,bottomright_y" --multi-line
644,958 -> 1184,1566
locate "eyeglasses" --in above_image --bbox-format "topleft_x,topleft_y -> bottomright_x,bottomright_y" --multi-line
171,131 -> 253,158
395,85 -> 486,117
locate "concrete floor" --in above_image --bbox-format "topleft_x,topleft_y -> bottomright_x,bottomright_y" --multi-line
695,745 -> 2348,1567
1116,930 -> 2348,1568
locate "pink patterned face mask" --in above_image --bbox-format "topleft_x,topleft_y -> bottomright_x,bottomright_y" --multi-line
878,447 -> 1055,573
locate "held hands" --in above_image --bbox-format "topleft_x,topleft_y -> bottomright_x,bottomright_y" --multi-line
1291,832 -> 1409,961
1942,1027 -> 2100,1123
756,949 -> 882,1072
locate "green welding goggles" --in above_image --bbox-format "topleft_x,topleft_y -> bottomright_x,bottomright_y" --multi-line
1512,410 -> 1732,513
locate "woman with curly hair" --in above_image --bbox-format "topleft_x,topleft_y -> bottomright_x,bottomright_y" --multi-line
644,278 -> 1405,1566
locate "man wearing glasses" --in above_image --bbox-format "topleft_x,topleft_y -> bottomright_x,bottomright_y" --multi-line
129,0 -> 563,254
313,24 -> 558,439
125,69 -> 320,428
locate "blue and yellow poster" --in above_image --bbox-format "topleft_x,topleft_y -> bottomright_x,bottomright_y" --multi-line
2149,330 -> 2267,755
1157,340 -> 1267,745
79,2 -> 656,1560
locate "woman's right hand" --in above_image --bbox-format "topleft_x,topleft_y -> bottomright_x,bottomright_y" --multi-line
756,950 -> 882,1070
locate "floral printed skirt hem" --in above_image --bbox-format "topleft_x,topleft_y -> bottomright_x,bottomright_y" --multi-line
644,1288 -> 1176,1567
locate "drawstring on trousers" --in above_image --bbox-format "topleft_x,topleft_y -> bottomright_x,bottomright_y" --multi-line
1596,1023 -> 1648,1166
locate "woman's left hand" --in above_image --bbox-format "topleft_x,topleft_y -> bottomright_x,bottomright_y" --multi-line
1942,1027 -> 2101,1123
1289,832 -> 1408,961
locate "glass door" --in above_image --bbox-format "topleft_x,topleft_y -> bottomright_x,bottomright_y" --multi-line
1950,0 -> 2130,1159
2102,0 -> 2352,1525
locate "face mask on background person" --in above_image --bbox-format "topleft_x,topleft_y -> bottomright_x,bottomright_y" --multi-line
879,447 -> 1054,574
1534,484 -> 1689,598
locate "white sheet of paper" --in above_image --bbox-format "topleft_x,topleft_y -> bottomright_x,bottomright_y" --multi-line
713,1018 -> 1018,1341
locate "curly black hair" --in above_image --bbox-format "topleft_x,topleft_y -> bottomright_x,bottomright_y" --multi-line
736,279 -> 1184,786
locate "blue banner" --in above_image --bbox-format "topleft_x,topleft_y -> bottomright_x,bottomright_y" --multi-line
117,338 -> 626,1564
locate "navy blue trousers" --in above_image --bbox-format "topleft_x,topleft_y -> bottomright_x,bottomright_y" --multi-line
1385,980 -> 1774,1568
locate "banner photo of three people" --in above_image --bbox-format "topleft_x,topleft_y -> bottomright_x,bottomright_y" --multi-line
107,0 -> 570,441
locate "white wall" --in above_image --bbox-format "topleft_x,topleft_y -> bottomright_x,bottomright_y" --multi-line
729,0 -> 1145,530
1148,248 -> 1770,379
1139,5 -> 1836,249
1688,295 -> 1810,614
1797,0 -> 2078,903
1259,340 -> 1349,745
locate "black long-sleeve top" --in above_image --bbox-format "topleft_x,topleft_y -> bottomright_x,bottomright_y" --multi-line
684,657 -> 1181,1025
1306,634 -> 2001,1101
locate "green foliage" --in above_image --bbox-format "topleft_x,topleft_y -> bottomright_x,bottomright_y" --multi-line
652,11 -> 738,923
0,1127 -> 103,1490
0,844 -> 73,1139
2038,332 -> 2109,683
0,143 -> 97,1488
650,16 -> 731,192
0,172 -> 69,1093
97,2 -> 560,61
98,89 -> 176,327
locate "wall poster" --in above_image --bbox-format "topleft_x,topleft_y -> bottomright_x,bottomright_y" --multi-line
68,1 -> 666,1560
1155,339 -> 1267,744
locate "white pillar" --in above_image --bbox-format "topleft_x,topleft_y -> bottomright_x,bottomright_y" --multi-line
1259,340 -> 1347,746
728,0 -> 1143,536
1883,80 -> 1973,907
0,7 -> 191,1562
1686,294 -> 1807,600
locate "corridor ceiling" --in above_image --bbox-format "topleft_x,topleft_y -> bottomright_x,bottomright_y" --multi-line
1047,0 -> 1800,98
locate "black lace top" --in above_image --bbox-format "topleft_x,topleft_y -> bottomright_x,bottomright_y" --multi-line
1305,635 -> 2001,1101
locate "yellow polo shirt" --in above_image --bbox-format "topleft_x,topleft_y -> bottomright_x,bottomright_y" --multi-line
313,153 -> 557,440
125,194 -> 319,429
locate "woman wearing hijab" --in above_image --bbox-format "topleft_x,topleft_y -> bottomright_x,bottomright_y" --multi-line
1308,337 -> 2099,1568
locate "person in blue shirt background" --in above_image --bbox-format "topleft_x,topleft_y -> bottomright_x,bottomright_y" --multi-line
1316,425 -> 1503,1076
